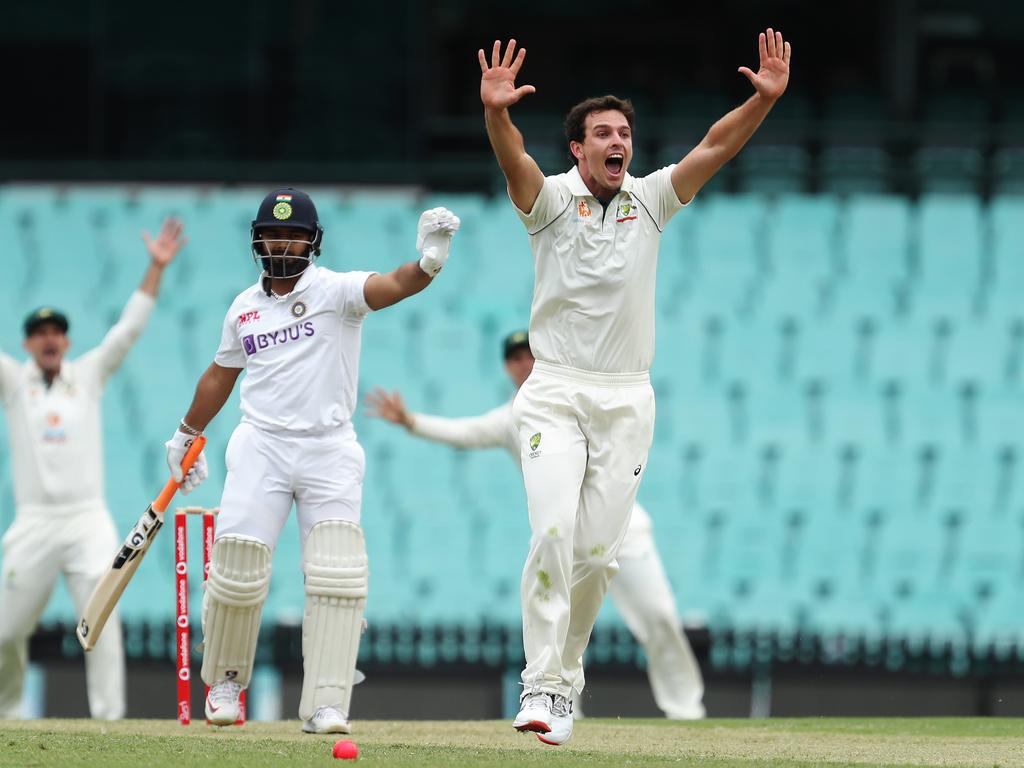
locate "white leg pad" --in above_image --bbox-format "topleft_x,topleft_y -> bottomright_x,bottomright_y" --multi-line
200,536 -> 271,688
299,520 -> 367,721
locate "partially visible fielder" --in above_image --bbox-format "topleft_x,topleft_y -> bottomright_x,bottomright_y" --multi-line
0,219 -> 186,719
162,188 -> 459,734
366,331 -> 705,720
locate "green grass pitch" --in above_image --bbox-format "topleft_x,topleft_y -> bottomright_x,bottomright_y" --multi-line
1,718 -> 1022,767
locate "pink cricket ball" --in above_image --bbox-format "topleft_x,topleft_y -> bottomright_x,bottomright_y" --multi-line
332,739 -> 359,760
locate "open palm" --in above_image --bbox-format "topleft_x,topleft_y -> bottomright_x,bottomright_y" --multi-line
365,388 -> 410,427
479,39 -> 536,110
738,28 -> 791,101
142,217 -> 187,266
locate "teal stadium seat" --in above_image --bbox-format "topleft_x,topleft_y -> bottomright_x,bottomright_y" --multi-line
686,194 -> 766,318
833,195 -> 912,320
760,194 -> 840,320
986,195 -> 1024,320
912,194 -> 984,318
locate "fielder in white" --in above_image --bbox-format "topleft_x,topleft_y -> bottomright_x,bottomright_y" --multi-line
479,33 -> 791,743
163,188 -> 459,734
0,218 -> 186,719
366,331 -> 705,720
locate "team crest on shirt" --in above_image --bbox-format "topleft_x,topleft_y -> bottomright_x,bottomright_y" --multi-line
577,200 -> 592,218
43,411 -> 66,443
616,201 -> 638,223
529,432 -> 542,458
291,301 -> 307,318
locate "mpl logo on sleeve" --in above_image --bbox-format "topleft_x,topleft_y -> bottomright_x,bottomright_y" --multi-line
237,310 -> 260,326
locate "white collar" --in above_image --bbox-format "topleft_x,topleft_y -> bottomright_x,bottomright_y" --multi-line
565,165 -> 635,198
27,359 -> 71,387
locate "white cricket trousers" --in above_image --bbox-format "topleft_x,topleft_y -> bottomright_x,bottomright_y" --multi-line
513,360 -> 654,699
216,421 -> 366,550
612,506 -> 705,719
0,505 -> 125,719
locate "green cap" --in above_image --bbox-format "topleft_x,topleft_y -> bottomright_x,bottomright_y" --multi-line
502,330 -> 531,360
24,307 -> 69,337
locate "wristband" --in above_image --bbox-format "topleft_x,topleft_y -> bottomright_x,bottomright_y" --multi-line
179,420 -> 203,437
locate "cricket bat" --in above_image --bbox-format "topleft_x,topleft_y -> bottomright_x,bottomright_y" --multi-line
77,436 -> 207,652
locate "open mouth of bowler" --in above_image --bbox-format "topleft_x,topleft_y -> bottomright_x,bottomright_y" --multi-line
605,153 -> 624,176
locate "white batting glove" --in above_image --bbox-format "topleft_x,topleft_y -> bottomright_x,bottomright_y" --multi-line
416,207 -> 460,277
164,429 -> 208,495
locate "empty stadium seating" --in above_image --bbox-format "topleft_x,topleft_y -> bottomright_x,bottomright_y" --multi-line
0,184 -> 1020,657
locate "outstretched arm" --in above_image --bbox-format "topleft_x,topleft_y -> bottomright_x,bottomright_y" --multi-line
83,218 -> 187,381
139,217 -> 187,298
671,28 -> 792,204
479,39 -> 545,214
363,207 -> 460,311
366,388 -> 510,450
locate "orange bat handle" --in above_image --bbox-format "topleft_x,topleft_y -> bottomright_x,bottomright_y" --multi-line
152,435 -> 207,514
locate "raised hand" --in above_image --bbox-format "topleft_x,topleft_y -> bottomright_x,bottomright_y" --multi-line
478,39 -> 536,110
366,388 -> 413,429
416,206 -> 461,277
142,217 -> 187,267
738,28 -> 791,102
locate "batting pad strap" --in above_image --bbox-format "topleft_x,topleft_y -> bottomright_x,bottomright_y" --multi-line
303,521 -> 368,598
207,557 -> 272,608
304,563 -> 367,599
201,536 -> 271,689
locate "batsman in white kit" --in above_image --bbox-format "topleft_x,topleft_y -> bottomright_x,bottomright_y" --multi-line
479,32 -> 790,743
0,219 -> 186,719
163,188 -> 459,733
366,331 -> 705,720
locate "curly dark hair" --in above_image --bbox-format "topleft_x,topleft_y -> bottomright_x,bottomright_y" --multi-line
564,95 -> 635,166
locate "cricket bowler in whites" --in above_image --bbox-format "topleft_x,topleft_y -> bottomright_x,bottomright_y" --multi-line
367,331 -> 705,720
163,189 -> 459,733
0,219 -> 187,719
479,31 -> 791,743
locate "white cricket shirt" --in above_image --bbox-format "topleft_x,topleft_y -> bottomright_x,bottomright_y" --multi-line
215,264 -> 374,434
514,165 -> 686,373
410,399 -> 653,533
0,291 -> 155,515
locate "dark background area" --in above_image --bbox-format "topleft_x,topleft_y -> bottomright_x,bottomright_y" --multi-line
2,0 -> 1022,191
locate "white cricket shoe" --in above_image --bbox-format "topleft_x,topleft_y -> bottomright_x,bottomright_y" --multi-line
513,692 -> 554,734
205,679 -> 243,726
302,705 -> 351,734
536,694 -> 573,746
513,692 -> 574,745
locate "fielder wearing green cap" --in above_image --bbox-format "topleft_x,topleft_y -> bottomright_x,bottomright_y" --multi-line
0,218 -> 186,720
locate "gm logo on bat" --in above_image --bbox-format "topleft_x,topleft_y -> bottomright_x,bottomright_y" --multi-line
112,510 -> 163,570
